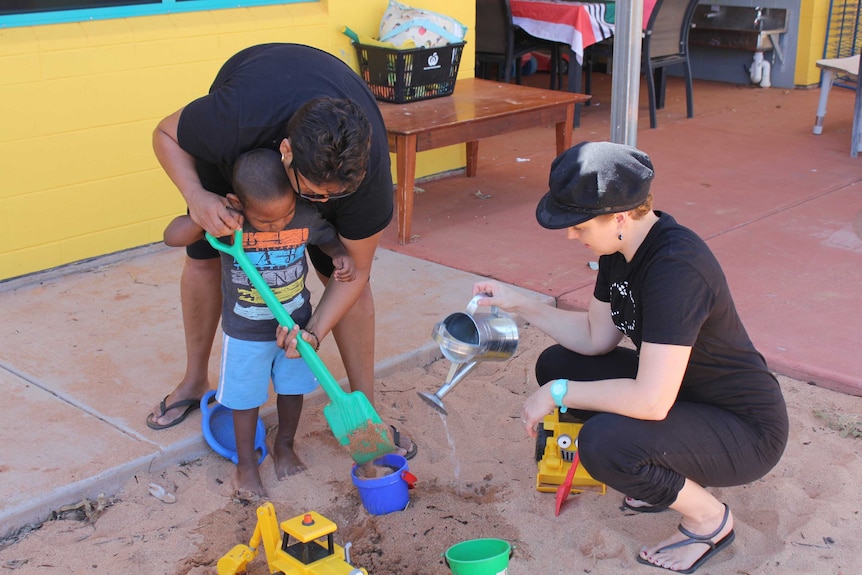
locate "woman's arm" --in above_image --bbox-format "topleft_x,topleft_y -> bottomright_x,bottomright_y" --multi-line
152,109 -> 241,236
277,231 -> 380,355
472,280 -> 623,355
307,232 -> 379,334
521,341 -> 692,435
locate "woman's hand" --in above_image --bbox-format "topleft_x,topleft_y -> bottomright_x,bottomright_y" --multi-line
188,192 -> 242,237
521,382 -> 558,438
152,108 -> 242,237
471,280 -> 521,312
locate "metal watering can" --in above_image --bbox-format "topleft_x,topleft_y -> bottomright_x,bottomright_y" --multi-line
419,295 -> 519,414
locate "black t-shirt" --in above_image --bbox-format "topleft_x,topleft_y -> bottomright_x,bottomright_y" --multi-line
594,212 -> 784,425
177,43 -> 393,240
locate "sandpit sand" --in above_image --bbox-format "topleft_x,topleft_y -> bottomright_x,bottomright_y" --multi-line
1,325 -> 861,574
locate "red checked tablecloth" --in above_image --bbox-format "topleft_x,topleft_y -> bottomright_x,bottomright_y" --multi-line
511,0 -> 656,65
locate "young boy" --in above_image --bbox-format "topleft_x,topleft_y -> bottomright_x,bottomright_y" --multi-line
163,148 -> 355,498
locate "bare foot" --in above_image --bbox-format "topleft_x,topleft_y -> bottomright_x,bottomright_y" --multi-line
273,441 -> 307,480
232,488 -> 262,505
233,462 -> 267,500
638,505 -> 735,572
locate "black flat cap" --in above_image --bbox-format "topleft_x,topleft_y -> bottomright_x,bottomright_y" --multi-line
536,141 -> 654,229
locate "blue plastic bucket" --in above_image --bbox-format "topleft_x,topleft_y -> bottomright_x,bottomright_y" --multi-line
200,390 -> 268,465
350,453 -> 412,515
445,538 -> 511,575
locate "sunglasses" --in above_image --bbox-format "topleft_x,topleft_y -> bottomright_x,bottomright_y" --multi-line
291,162 -> 354,201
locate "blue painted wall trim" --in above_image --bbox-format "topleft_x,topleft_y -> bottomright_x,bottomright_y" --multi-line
1,0 -> 313,28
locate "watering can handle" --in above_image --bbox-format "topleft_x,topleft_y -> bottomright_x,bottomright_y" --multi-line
467,294 -> 501,316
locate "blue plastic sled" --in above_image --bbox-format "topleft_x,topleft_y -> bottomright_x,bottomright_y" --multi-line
200,390 -> 268,465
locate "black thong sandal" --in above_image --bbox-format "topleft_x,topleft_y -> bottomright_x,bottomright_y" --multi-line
389,425 -> 418,460
636,504 -> 736,574
146,396 -> 201,430
623,496 -> 669,514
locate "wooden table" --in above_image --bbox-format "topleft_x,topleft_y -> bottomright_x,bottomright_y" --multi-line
378,78 -> 589,244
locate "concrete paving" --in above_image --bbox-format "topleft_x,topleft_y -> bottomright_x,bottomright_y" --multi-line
0,244 -> 552,538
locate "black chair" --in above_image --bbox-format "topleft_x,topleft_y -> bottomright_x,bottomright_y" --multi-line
584,0 -> 699,128
475,0 -> 553,84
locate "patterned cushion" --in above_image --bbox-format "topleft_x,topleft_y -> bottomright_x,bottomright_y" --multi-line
379,0 -> 467,49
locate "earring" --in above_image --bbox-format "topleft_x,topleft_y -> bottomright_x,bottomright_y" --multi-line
281,154 -> 285,161
618,233 -> 623,241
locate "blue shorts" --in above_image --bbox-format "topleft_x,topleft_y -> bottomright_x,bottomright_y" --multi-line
216,334 -> 319,410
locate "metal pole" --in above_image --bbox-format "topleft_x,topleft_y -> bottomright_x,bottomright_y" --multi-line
610,0 -> 644,146
853,54 -> 862,157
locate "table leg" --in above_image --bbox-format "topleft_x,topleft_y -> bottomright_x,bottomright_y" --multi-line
466,141 -> 479,177
813,69 -> 834,136
555,103 -> 575,155
395,133 -> 418,244
565,46 -> 584,128
853,61 -> 862,157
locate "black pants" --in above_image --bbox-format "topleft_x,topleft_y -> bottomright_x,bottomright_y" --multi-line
535,344 -> 788,508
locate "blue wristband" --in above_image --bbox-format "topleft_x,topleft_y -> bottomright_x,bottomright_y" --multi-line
550,379 -> 568,413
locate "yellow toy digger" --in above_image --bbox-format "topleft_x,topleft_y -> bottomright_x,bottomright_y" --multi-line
535,409 -> 606,496
217,502 -> 367,575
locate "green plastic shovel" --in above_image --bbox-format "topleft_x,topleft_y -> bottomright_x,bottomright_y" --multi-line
206,230 -> 395,465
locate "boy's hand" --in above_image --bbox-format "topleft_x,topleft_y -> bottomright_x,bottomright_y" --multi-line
332,255 -> 356,282
276,324 -> 319,358
276,325 -> 302,358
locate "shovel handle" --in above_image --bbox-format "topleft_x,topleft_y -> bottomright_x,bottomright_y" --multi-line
205,231 -> 346,399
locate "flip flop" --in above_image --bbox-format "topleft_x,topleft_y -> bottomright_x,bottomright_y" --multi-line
390,425 -> 418,460
146,396 -> 201,430
623,496 -> 669,514
636,504 -> 735,574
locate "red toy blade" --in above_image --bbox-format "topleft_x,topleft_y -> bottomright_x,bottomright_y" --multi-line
555,452 -> 580,516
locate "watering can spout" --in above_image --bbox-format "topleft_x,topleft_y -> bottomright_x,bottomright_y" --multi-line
418,360 -> 481,415
421,295 -> 519,413
418,391 -> 448,414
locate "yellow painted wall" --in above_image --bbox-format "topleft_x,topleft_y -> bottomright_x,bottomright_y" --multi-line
0,0 -> 475,281
795,0 -> 830,87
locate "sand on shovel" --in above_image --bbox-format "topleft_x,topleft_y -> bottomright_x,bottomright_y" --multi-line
344,421 -> 396,465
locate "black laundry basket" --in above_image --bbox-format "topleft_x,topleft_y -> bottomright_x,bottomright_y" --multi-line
353,41 -> 465,103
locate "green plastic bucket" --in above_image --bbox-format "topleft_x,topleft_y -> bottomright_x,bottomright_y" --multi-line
444,538 -> 511,575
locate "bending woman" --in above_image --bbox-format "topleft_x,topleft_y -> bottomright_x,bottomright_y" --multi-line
473,142 -> 788,574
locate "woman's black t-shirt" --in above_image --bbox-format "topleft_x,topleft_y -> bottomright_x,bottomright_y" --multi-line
176,43 -> 393,241
594,212 -> 786,430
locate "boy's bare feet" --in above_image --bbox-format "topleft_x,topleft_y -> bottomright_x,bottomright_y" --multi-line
638,504 -> 735,573
273,440 -> 307,480
233,461 -> 267,500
